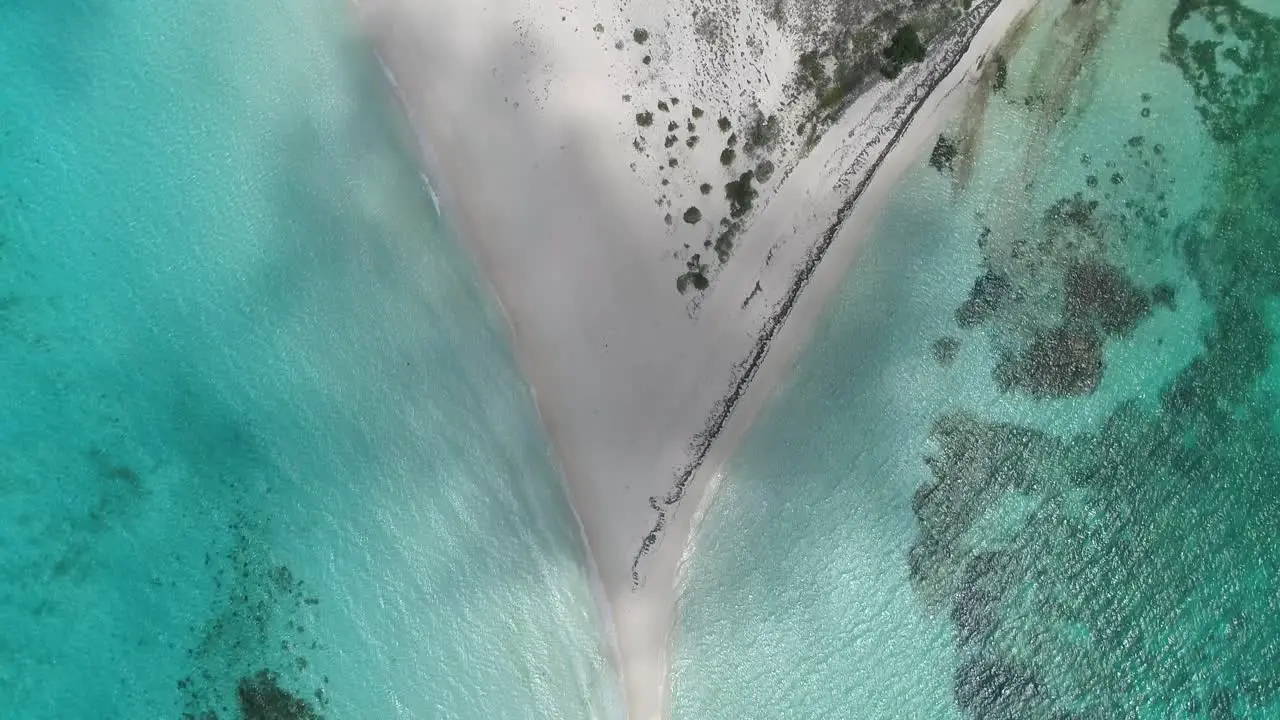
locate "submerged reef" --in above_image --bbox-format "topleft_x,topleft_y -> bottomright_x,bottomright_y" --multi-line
237,670 -> 324,720
951,20 -> 1184,401
955,269 -> 1012,329
932,336 -> 962,366
912,1 -> 1280,716
993,325 -> 1104,396
1169,0 -> 1280,299
913,349 -> 1280,716
957,233 -> 1160,397
1167,0 -> 1280,145
1062,261 -> 1150,337
945,0 -> 1184,398
949,110 -> 1177,400
914,314 -> 1280,716
990,261 -> 1155,397
178,515 -> 330,719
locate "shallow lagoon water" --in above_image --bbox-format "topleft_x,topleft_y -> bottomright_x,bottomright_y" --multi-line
0,1 -> 617,717
5,0 -> 1277,717
673,0 -> 1279,717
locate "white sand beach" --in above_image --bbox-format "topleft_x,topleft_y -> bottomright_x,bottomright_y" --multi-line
349,0 -> 1037,716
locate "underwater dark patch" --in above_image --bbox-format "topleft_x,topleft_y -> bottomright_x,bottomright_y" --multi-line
237,669 -> 323,720
912,3 -> 1280,716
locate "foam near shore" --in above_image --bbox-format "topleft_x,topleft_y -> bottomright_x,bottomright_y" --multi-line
348,0 -> 1038,716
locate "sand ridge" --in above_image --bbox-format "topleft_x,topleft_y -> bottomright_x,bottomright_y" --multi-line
348,0 -> 1039,716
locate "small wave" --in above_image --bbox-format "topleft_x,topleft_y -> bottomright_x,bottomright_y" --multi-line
421,172 -> 441,215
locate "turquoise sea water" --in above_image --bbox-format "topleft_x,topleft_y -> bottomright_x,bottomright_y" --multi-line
673,0 -> 1279,717
1,1 -> 618,718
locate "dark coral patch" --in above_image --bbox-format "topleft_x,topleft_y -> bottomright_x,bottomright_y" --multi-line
932,336 -> 962,366
1043,193 -> 1100,233
954,655 -> 1049,719
237,669 -> 324,720
951,552 -> 1009,647
1064,262 -> 1151,337
956,271 -> 1012,328
995,327 -> 1104,398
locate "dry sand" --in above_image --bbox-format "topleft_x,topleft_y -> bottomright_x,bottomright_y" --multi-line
348,0 -> 1038,716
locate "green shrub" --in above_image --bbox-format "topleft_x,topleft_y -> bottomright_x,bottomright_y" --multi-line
743,112 -> 781,153
883,24 -> 926,66
797,50 -> 829,93
677,254 -> 710,294
683,206 -> 703,224
819,61 -> 867,110
720,147 -> 736,166
636,111 -> 654,127
633,28 -> 649,44
755,159 -> 776,183
713,222 -> 741,263
818,85 -> 849,109
725,171 -> 758,218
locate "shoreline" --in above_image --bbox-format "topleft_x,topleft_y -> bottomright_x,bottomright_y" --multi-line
638,0 -> 1029,585
348,0 -> 1037,716
366,38 -> 632,697
364,28 -> 635,706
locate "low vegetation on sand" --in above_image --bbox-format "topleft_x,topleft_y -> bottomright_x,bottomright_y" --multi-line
712,219 -> 742,263
881,24 -> 926,79
677,255 -> 710,294
742,110 -> 781,154
789,4 -> 961,139
725,170 -> 758,218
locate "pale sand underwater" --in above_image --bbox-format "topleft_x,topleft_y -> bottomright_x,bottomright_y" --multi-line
0,0 -> 619,717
